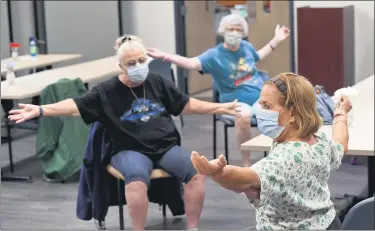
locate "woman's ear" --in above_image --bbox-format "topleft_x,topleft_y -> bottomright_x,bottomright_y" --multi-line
288,106 -> 296,123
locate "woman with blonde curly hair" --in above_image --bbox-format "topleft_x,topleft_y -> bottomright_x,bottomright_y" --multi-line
191,73 -> 351,230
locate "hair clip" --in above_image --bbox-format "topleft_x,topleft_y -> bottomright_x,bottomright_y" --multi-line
120,36 -> 132,45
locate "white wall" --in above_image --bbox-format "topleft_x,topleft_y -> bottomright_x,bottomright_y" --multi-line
1,1 -> 10,59
45,1 -> 119,64
294,1 -> 374,83
131,1 -> 176,55
129,1 -> 177,82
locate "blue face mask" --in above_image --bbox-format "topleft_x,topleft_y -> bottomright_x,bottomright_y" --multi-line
256,108 -> 290,139
127,63 -> 149,84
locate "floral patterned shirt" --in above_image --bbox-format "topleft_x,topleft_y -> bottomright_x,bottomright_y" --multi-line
248,131 -> 344,230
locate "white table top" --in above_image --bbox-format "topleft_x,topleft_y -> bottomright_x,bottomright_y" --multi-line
1,54 -> 82,75
1,56 -> 121,100
241,75 -> 375,157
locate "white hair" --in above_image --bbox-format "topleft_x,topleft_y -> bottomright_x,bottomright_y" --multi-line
217,13 -> 248,37
114,35 -> 147,65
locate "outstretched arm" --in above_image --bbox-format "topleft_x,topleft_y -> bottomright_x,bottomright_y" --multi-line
257,24 -> 290,61
191,152 -> 260,191
8,99 -> 80,123
212,165 -> 261,191
182,98 -> 240,117
148,48 -> 202,71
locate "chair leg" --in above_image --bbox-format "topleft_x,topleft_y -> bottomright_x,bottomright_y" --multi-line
264,151 -> 267,158
162,204 -> 167,218
224,125 -> 229,164
213,115 -> 217,159
117,179 -> 125,230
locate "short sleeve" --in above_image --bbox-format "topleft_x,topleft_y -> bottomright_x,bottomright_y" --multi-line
249,155 -> 286,208
197,48 -> 216,74
245,41 -> 260,62
73,87 -> 104,124
159,76 -> 190,116
329,140 -> 345,171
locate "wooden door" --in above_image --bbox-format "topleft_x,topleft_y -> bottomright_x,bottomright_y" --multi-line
247,1 -> 291,77
185,1 -> 216,94
297,7 -> 344,95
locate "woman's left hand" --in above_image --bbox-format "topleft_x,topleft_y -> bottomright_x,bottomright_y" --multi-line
274,24 -> 290,42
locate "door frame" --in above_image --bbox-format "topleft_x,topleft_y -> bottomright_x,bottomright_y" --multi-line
173,0 -> 296,93
6,0 -> 14,43
32,0 -> 48,54
174,0 -> 188,93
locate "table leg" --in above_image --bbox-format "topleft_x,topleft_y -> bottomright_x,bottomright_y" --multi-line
368,156 -> 374,197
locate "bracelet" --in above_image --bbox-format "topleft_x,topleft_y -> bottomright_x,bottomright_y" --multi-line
39,106 -> 44,117
269,43 -> 275,51
333,119 -> 347,125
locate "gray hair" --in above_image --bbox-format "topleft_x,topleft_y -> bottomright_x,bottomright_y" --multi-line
217,13 -> 248,37
114,35 -> 147,65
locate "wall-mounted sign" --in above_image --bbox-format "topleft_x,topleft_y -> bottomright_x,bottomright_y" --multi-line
263,0 -> 271,13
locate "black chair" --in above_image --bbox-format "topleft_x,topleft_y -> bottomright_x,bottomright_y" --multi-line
149,59 -> 184,128
213,71 -> 270,163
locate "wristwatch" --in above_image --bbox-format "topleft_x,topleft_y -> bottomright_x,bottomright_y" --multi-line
39,106 -> 44,117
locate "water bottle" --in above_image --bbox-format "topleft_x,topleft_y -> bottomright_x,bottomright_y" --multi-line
29,37 -> 38,57
5,62 -> 16,85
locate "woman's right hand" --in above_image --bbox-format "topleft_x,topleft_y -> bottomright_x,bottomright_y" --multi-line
336,95 -> 352,114
8,103 -> 40,123
147,48 -> 167,59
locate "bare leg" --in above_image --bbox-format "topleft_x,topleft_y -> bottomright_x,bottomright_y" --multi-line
184,174 -> 206,229
235,110 -> 252,167
125,181 -> 149,230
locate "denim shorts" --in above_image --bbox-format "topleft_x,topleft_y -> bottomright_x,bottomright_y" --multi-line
110,145 -> 197,187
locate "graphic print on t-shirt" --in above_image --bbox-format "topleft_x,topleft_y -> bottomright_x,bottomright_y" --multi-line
120,98 -> 165,123
229,57 -> 257,87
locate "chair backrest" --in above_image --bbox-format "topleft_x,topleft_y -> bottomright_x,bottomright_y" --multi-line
341,197 -> 374,230
149,59 -> 175,84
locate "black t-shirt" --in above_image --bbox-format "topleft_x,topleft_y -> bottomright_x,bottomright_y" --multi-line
73,72 -> 189,155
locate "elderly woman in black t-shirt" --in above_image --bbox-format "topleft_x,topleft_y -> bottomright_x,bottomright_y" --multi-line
8,35 -> 241,230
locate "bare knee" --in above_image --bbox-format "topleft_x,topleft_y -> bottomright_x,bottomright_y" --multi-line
236,110 -> 252,129
125,181 -> 148,193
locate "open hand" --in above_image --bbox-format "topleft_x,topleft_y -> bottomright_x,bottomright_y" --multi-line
223,99 -> 242,118
8,103 -> 40,123
336,95 -> 352,114
191,151 -> 227,176
147,48 -> 167,60
274,24 -> 290,42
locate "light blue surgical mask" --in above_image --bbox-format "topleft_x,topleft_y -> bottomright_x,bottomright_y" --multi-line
256,108 -> 290,139
127,63 -> 149,84
224,31 -> 243,48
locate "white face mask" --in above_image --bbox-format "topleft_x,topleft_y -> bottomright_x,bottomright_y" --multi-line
127,63 -> 149,84
224,31 -> 243,48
